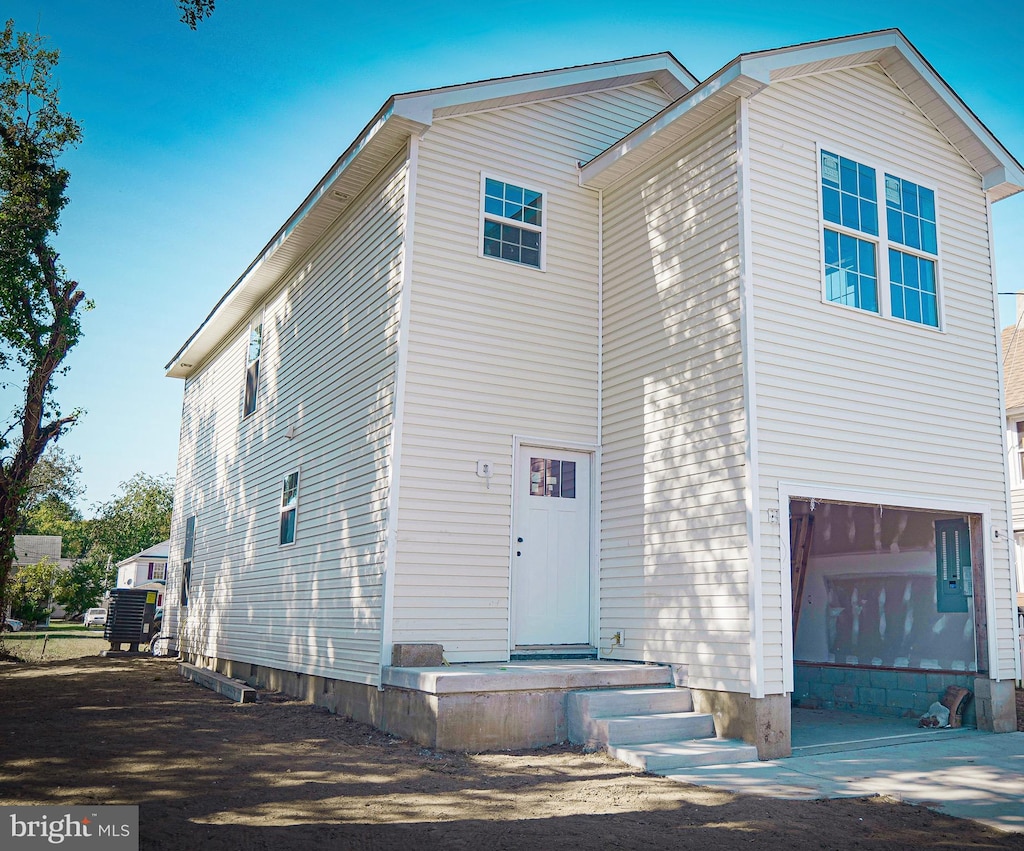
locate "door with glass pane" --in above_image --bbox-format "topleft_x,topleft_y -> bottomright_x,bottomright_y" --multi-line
512,448 -> 591,646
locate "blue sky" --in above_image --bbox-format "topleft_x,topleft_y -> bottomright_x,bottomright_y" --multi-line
4,0 -> 1024,511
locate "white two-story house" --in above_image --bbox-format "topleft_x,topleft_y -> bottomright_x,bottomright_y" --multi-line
164,29 -> 1023,757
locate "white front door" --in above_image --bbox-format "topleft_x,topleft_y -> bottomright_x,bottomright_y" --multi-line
512,447 -> 592,646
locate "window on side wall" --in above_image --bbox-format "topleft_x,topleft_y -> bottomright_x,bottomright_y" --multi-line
1014,420 -> 1024,485
820,150 -> 939,328
180,515 -> 195,607
279,471 -> 299,546
243,315 -> 263,417
481,176 -> 543,269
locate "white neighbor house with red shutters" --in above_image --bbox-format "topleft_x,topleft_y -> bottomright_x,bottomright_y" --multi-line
163,29 -> 1024,757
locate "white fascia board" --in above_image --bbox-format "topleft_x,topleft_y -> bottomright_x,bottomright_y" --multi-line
166,102 -> 423,379
579,59 -> 769,187
582,29 -> 1024,198
392,54 -> 696,126
750,29 -> 1024,199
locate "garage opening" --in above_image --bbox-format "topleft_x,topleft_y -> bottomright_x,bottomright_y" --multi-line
790,498 -> 984,729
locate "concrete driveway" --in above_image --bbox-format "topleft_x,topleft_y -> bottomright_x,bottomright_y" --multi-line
661,722 -> 1024,834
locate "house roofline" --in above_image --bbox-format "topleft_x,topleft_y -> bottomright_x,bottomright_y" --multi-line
165,53 -> 697,379
580,29 -> 1024,199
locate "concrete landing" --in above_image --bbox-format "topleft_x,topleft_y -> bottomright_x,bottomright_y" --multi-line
382,660 -> 672,693
379,660 -> 673,751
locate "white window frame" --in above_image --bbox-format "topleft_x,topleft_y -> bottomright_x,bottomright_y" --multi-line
180,515 -> 196,607
478,173 -> 546,271
1011,418 -> 1024,487
242,309 -> 264,419
279,470 -> 299,547
817,145 -> 943,331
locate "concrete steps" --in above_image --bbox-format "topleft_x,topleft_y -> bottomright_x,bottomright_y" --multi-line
567,686 -> 759,773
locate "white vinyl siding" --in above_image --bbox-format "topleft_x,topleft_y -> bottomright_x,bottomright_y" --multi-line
747,65 -> 1017,684
393,82 -> 674,661
601,109 -> 750,693
165,153 -> 408,686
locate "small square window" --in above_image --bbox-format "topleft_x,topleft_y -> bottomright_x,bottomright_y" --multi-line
481,177 -> 543,269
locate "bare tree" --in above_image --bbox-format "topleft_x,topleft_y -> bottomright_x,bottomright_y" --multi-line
0,20 -> 84,623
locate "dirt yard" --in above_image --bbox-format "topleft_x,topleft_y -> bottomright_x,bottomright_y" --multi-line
1,655 -> 1022,850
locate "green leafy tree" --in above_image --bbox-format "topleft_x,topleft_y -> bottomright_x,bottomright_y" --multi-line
90,473 -> 173,564
0,21 -> 85,625
52,558 -> 104,618
16,445 -> 89,558
9,557 -> 58,623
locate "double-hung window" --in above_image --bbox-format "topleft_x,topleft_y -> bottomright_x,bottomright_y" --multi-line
481,177 -> 543,269
820,150 -> 939,328
243,315 -> 263,417
279,471 -> 299,546
180,515 -> 196,607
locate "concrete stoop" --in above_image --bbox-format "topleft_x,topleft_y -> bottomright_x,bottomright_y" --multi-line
567,686 -> 759,773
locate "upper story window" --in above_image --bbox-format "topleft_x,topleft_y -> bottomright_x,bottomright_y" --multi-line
820,150 -> 939,328
279,471 -> 299,546
481,177 -> 543,269
243,315 -> 263,418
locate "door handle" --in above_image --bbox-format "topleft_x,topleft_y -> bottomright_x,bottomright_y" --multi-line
517,537 -> 524,543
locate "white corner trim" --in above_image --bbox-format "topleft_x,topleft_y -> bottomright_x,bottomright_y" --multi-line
736,97 -> 767,699
378,136 -> 419,686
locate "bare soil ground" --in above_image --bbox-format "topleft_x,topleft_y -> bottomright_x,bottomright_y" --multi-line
1,654 -> 1022,850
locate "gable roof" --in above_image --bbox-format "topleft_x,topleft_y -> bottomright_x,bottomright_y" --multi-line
1003,321 -> 1024,414
116,539 -> 171,567
165,53 -> 696,379
580,29 -> 1024,201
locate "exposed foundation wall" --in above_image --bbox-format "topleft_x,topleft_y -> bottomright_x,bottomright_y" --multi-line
185,653 -> 579,751
690,689 -> 790,759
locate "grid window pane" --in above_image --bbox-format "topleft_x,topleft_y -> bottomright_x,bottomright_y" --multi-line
888,249 -> 938,328
824,229 -> 878,312
822,151 -> 877,235
483,178 -> 543,268
885,174 -> 936,256
529,458 -> 576,499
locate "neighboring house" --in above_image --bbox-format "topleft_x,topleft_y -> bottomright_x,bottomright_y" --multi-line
11,535 -> 73,620
164,29 -> 1024,757
114,540 -> 169,608
999,309 -> 1024,662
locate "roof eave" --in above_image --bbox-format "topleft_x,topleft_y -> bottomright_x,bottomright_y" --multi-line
581,29 -> 1024,199
165,103 -> 428,379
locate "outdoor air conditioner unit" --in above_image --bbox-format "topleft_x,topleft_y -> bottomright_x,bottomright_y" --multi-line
103,588 -> 158,651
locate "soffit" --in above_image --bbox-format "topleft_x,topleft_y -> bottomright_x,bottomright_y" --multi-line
165,112 -> 423,378
167,54 -> 698,380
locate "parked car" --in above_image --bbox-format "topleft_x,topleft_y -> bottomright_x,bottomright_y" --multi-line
83,608 -> 107,628
2,617 -> 23,632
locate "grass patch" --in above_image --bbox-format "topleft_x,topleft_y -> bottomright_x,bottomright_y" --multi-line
0,631 -> 107,662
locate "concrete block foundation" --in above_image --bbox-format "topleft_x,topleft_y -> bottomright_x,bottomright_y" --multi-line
793,663 -> 979,726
